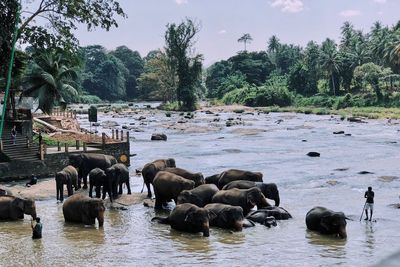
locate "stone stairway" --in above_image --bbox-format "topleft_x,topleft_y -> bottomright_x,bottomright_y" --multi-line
1,125 -> 40,161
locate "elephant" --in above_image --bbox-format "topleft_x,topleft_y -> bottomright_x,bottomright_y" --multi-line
222,180 -> 280,206
62,194 -> 105,227
141,158 -> 176,198
177,184 -> 219,207
211,187 -> 269,216
69,153 -> 117,189
0,196 -> 37,220
217,169 -> 263,189
153,171 -> 195,209
55,165 -> 78,202
205,174 -> 220,186
105,163 -> 131,196
151,203 -> 214,237
305,206 -> 348,239
164,167 -> 205,187
204,203 -> 255,231
89,168 -> 113,202
246,206 -> 292,221
246,214 -> 277,228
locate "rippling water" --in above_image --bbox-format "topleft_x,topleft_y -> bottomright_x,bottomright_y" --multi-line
1,110 -> 400,266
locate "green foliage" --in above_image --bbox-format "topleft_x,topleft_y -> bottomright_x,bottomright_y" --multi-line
21,52 -> 79,113
165,18 -> 203,111
18,0 -> 126,53
138,50 -> 177,101
0,0 -> 18,78
110,46 -> 144,99
222,76 -> 293,107
78,94 -> 102,104
80,45 -> 128,101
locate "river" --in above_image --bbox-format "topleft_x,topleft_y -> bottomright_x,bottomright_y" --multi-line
1,106 -> 400,266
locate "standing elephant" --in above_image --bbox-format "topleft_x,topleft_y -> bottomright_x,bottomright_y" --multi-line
62,194 -> 105,227
164,167 -> 205,187
0,196 -> 37,220
152,203 -> 214,237
177,184 -> 219,207
212,187 -> 269,215
223,180 -> 280,206
89,168 -> 113,202
217,169 -> 263,189
204,203 -> 254,231
105,163 -> 131,196
142,158 -> 176,198
55,165 -> 78,202
69,153 -> 117,189
153,171 -> 195,209
305,206 -> 348,239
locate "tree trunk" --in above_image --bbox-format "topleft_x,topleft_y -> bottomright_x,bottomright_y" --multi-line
331,74 -> 336,96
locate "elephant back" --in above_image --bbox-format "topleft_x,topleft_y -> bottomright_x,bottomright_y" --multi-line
142,159 -> 172,183
218,169 -> 263,189
153,171 -> 195,199
164,167 -> 204,187
222,180 -> 256,190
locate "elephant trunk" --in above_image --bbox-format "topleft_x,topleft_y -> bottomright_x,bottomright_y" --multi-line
274,196 -> 280,207
258,197 -> 270,209
202,222 -> 210,237
338,225 -> 347,239
97,210 -> 105,227
233,221 -> 243,232
31,211 -> 37,220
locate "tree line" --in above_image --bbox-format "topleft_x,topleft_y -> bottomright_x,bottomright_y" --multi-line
207,21 -> 400,108
2,0 -> 400,114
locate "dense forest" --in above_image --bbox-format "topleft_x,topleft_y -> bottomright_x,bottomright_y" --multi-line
1,0 -> 400,112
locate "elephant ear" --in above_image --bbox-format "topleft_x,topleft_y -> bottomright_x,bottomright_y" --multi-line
13,198 -> 24,211
184,211 -> 194,222
208,210 -> 217,221
320,215 -> 331,231
247,190 -> 257,206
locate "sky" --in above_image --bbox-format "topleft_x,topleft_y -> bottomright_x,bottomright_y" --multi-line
74,0 -> 400,66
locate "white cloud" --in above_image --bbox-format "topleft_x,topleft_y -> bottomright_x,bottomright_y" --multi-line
373,0 -> 386,4
218,30 -> 227,34
175,0 -> 188,5
270,0 -> 304,13
339,9 -> 361,17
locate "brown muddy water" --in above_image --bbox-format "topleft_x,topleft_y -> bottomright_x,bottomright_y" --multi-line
1,107 -> 400,266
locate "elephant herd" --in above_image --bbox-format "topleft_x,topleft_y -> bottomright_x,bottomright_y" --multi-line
143,158 -> 348,238
0,153 -> 349,241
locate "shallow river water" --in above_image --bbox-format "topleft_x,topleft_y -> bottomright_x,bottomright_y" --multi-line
1,107 -> 400,266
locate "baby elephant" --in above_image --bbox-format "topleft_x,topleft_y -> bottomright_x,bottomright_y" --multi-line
246,206 -> 292,221
106,163 -> 131,196
152,203 -> 214,237
177,184 -> 219,207
55,165 -> 78,202
205,203 -> 254,231
164,167 -> 205,187
153,171 -> 195,209
89,168 -> 113,202
306,206 -> 348,239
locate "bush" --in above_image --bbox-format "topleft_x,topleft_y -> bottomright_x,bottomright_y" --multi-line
78,95 -> 102,104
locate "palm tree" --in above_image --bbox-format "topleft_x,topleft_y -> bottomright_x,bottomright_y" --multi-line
267,35 -> 280,53
238,33 -> 253,52
21,52 -> 79,114
320,39 -> 341,95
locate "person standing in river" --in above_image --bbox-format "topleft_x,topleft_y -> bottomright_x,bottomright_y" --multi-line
364,186 -> 374,221
31,217 -> 42,239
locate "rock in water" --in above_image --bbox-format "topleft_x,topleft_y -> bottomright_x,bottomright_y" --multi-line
151,133 -> 167,141
333,131 -> 345,134
307,152 -> 320,157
